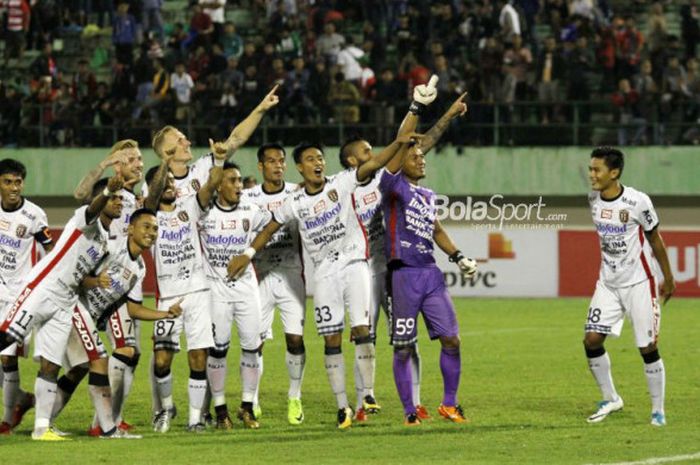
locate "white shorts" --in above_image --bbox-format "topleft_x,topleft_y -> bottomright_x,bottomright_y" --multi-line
259,267 -> 306,340
313,260 -> 370,336
369,270 -> 388,339
585,278 -> 661,348
63,302 -> 108,370
106,303 -> 140,352
154,289 -> 214,352
0,299 -> 29,358
1,286 -> 74,366
211,279 -> 263,352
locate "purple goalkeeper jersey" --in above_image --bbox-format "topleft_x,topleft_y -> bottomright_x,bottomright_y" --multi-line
379,169 -> 436,268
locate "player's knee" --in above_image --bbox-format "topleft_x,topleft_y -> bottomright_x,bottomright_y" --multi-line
285,334 -> 303,350
114,346 -> 136,358
394,345 -> 415,361
188,349 -> 207,371
38,363 -> 61,381
89,358 -> 109,375
286,340 -> 305,355
324,333 -> 342,348
208,347 -> 228,359
439,335 -> 460,349
583,332 -> 605,350
1,355 -> 16,366
350,325 -> 370,340
153,364 -> 171,378
640,345 -> 660,364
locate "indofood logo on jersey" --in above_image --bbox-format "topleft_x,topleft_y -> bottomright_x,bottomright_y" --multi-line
304,203 -> 341,229
205,234 -> 247,246
160,224 -> 192,241
0,233 -> 21,249
595,222 -> 627,235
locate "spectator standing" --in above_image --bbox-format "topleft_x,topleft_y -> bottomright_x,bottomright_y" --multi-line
681,3 -> 700,61
221,21 -> 244,59
113,1 -> 138,65
142,0 -> 164,42
315,22 -> 344,64
2,0 -> 31,64
171,62 -> 195,121
199,0 -> 226,45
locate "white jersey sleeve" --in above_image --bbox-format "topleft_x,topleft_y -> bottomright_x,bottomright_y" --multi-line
353,171 -> 386,274
634,192 -> 659,232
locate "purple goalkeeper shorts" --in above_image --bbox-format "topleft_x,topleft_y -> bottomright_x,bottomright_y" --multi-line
387,264 -> 459,347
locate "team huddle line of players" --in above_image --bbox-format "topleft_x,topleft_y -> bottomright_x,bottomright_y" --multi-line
0,75 -> 675,440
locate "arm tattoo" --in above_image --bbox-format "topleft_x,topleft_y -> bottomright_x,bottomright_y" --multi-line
73,166 -> 105,202
422,113 -> 452,154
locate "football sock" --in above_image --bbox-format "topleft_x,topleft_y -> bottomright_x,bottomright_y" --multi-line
155,371 -> 173,412
324,348 -> 348,409
2,364 -> 20,424
353,359 -> 363,409
121,354 -> 139,416
411,346 -> 422,406
34,376 -> 58,432
50,374 -> 79,421
587,348 -> 619,401
392,348 -> 414,415
88,372 -> 115,434
150,355 -> 162,414
188,370 -> 207,426
286,348 -> 305,400
440,346 -> 461,407
643,351 -> 665,414
253,354 -> 263,407
109,354 -> 128,424
207,355 -> 228,407
240,351 -> 261,404
354,338 -> 376,402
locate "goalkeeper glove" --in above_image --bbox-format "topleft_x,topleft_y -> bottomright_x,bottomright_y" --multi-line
409,74 -> 439,115
449,250 -> 477,278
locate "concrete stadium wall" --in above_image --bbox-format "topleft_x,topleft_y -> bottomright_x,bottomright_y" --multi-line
2,146 -> 699,197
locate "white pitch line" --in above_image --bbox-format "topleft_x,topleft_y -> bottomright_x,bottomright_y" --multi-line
584,451 -> 700,465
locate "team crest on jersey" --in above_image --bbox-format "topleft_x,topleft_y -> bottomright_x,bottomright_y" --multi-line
327,189 -> 338,203
178,211 -> 190,223
314,199 -> 327,214
191,179 -> 201,192
601,209 -> 613,219
298,208 -> 310,218
242,219 -> 250,232
15,224 -> 27,238
619,209 -> 629,223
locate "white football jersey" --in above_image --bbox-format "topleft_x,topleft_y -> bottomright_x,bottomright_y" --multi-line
109,189 -> 142,238
242,182 -> 302,275
199,200 -> 271,296
589,185 -> 660,288
142,153 -> 213,202
274,169 -> 368,279
154,195 -> 208,298
18,206 -> 109,308
0,198 -> 53,298
80,236 -> 146,320
354,170 -> 387,274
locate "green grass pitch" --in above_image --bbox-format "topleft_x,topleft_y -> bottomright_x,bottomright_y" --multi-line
4,298 -> 699,465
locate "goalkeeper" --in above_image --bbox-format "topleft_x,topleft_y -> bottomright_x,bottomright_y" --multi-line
379,85 -> 476,426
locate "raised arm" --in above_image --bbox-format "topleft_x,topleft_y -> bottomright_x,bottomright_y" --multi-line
420,92 -> 468,155
433,218 -> 477,278
358,132 -> 423,182
144,151 -> 174,211
226,220 -> 282,280
646,228 -> 675,303
224,85 -> 280,152
74,150 -> 129,202
86,175 -> 123,223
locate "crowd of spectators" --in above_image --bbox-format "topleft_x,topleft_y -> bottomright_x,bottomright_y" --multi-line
1,0 -> 700,148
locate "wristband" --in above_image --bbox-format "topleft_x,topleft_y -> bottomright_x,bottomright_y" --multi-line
243,247 -> 256,259
409,100 -> 426,115
448,250 -> 465,263
103,187 -> 113,197
214,157 -> 225,167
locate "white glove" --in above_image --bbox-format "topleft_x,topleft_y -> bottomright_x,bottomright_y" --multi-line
409,75 -> 439,114
449,251 -> 477,278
